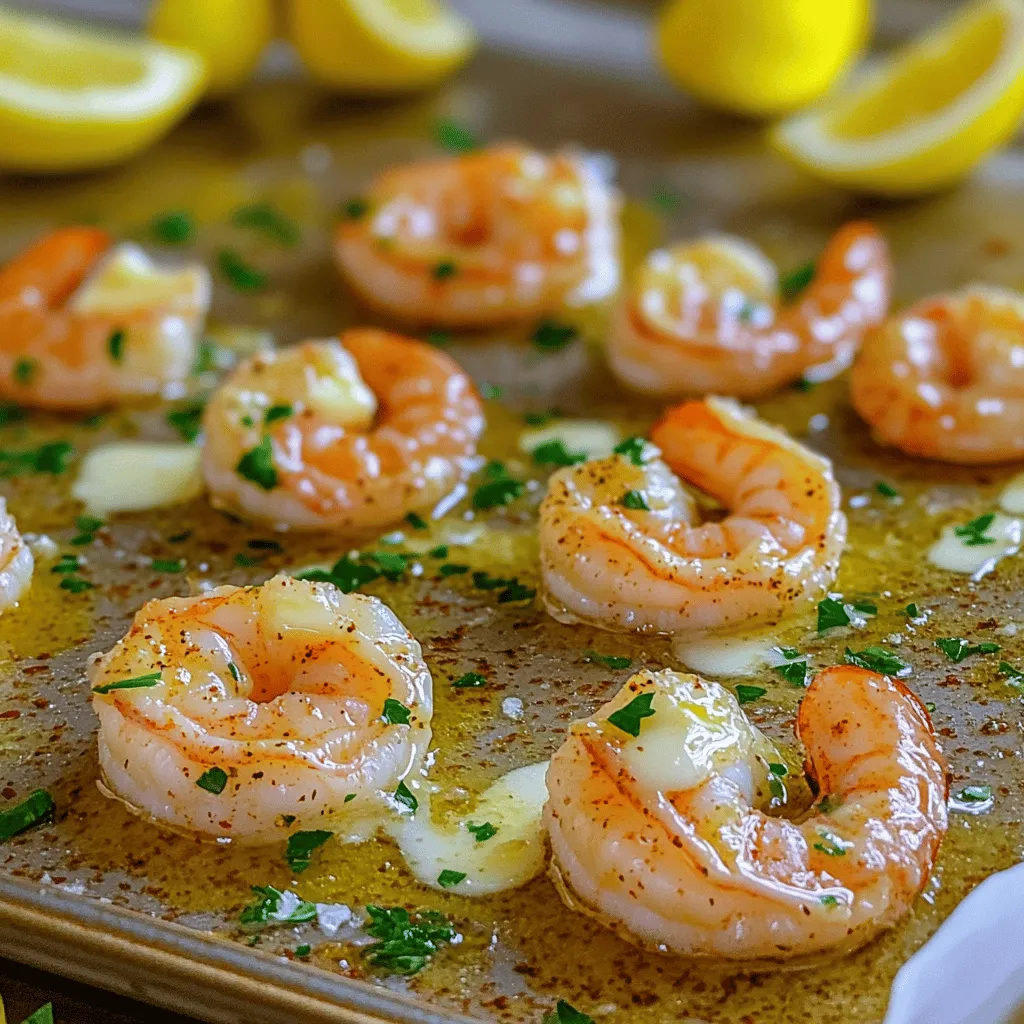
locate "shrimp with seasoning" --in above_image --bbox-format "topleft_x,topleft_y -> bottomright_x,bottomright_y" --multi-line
0,227 -> 210,410
90,574 -> 432,842
334,143 -> 620,327
539,396 -> 846,633
202,330 -> 484,531
545,666 -> 948,962
607,223 -> 890,398
0,498 -> 32,611
851,285 -> 1024,463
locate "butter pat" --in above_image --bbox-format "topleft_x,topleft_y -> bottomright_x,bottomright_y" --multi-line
928,512 -> 1022,578
519,419 -> 620,462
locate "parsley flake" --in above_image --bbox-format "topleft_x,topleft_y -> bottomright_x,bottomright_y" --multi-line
613,437 -> 648,465
434,117 -> 478,152
606,692 -> 655,736
92,670 -> 162,695
237,436 -> 277,490
583,650 -> 632,670
394,780 -> 418,814
151,558 -> 184,573
264,403 -> 293,425
904,603 -> 921,618
341,198 -> 368,220
466,821 -> 497,842
437,869 -> 466,888
217,248 -> 266,292
432,260 -> 457,280
954,513 -> 996,547
107,328 -> 126,363
544,1001 -> 595,1024
231,201 -> 300,246
773,660 -> 808,686
779,260 -> 816,302
406,511 -> 428,530
812,829 -> 850,857
13,358 -> 36,385
875,481 -> 901,499
151,210 -> 195,244
958,784 -> 993,803
59,575 -> 94,593
620,489 -> 650,511
735,685 -> 766,704
196,766 -> 228,794
817,597 -> 850,631
0,789 -> 54,841
0,440 -> 73,478
363,905 -> 457,975
284,829 -> 332,873
844,646 -> 907,675
166,400 -> 206,443
935,638 -> 1001,663
532,440 -> 587,467
381,698 -> 411,725
453,672 -> 487,688
439,563 -> 468,576
240,885 -> 316,929
532,319 -> 578,351
473,477 -> 524,510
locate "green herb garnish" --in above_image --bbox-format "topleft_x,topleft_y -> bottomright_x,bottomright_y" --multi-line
606,692 -> 655,737
406,511 -> 428,530
0,402 -> 25,427
466,821 -> 497,842
497,580 -> 535,603
735,685 -> 766,705
779,260 -> 816,302
958,784 -> 993,803
583,650 -> 632,670
51,554 -> 80,575
240,885 -> 316,929
296,556 -> 381,593
544,1001 -> 595,1024
935,638 -> 1001,663
394,781 -> 417,814
196,766 -> 228,794
434,118 -> 478,152
265,403 -> 293,425
773,660 -> 808,686
381,698 -> 411,725
0,790 -> 54,841
285,829 -> 332,873
237,436 -> 277,490
844,646 -> 907,675
231,201 -> 300,246
295,944 -> 311,957
904,603 -> 921,618
0,441 -> 73,478
59,575 -> 94,593
432,260 -> 457,280
620,489 -> 650,511
875,481 -> 900,499
473,477 -> 524,510
954,512 -> 996,547
817,597 -> 850,632
13,358 -> 36,385
532,319 -> 578,351
812,829 -> 849,857
107,328 -> 126,363
341,198 -> 368,220
363,905 -> 457,976
151,210 -> 195,244
613,437 -> 648,465
217,248 -> 266,292
92,670 -> 162,695
437,869 -> 466,888
166,400 -> 206,443
439,563 -> 469,576
151,558 -> 184,573
532,440 -> 587,466
453,672 -> 487,688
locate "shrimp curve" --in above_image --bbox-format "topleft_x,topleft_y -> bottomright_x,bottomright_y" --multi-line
90,574 -> 432,842
334,143 -> 620,327
544,665 -> 948,962
0,498 -> 32,611
539,396 -> 846,633
607,223 -> 890,398
0,227 -> 210,410
202,330 -> 485,531
851,285 -> 1024,464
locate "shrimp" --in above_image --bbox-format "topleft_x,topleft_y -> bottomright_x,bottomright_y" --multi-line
851,285 -> 1024,464
607,223 -> 890,398
202,330 -> 485,531
538,396 -> 846,633
0,227 -> 211,410
544,665 -> 948,963
90,574 -> 432,842
0,498 -> 32,611
334,143 -> 620,327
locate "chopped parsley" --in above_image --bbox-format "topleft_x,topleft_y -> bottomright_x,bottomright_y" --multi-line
151,210 -> 195,244
13,358 -> 36,385
844,646 -> 907,675
452,672 -> 487,688
437,869 -> 467,888
523,410 -> 556,426
0,402 -> 25,427
532,439 -> 587,466
296,556 -> 381,593
341,197 -> 369,220
196,766 -> 228,794
50,554 -> 80,575
904,603 -> 921,618
0,789 -> 54,841
295,944 -> 311,957
366,551 -> 407,579
381,698 -> 411,725
613,437 -> 648,466
606,692 -> 655,736
773,659 -> 808,686
228,662 -> 240,681
954,513 -> 996,547
779,260 -> 816,302
439,563 -> 469,576
958,784 -> 993,803
248,538 -> 283,552
394,780 -> 418,814
820,895 -> 839,907
466,821 -> 497,842
817,597 -> 850,632
217,248 -> 266,292
264,403 -> 293,425
92,670 -> 162,695
767,761 -> 788,801
152,558 -> 185,573
237,436 -> 277,490
107,328 -> 126,363
166,400 -> 206,443
735,685 -> 766,705
406,511 -> 428,530
532,319 -> 578,351
479,382 -> 503,400
284,829 -> 332,873
812,829 -> 849,857
363,905 -> 457,975
875,481 -> 901,499
999,661 -> 1024,687
240,885 -> 316,929
432,260 -> 458,280
71,514 -> 104,545
935,638 -> 1001,663
231,201 -> 300,246
234,552 -> 263,568
428,545 -> 448,558
434,117 -> 478,153
497,580 -> 535,603
544,1001 -> 594,1024
473,477 -> 524,510
583,650 -> 632,670
59,575 -> 94,594
192,337 -> 224,375
0,440 -> 73,478
619,489 -> 650,511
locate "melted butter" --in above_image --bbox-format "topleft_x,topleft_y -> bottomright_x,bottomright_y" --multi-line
71,441 -> 204,517
518,419 -> 620,461
1000,473 -> 1024,514
306,342 -> 377,427
387,762 -> 549,895
672,631 -> 785,677
928,512 -> 1022,578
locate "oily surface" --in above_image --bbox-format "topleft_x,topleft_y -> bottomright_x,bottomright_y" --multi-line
0,54 -> 1023,1024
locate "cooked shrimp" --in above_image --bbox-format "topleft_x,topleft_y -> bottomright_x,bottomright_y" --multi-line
90,574 -> 432,842
851,285 -> 1024,464
0,228 -> 211,411
334,143 -> 620,327
607,223 -> 890,398
545,665 -> 948,962
202,330 -> 484,531
539,396 -> 845,633
0,498 -> 32,611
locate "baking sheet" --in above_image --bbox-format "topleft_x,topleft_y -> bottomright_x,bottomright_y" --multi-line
0,41 -> 1022,1024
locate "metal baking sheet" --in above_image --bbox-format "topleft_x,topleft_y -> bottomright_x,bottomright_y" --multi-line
0,21 -> 1023,1024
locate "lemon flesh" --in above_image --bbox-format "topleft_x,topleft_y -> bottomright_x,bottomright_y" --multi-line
773,0 -> 1024,195
655,0 -> 870,118
148,0 -> 274,96
0,6 -> 205,172
288,0 -> 476,93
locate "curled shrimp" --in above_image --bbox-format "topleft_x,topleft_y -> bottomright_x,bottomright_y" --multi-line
538,396 -> 846,633
202,330 -> 484,531
607,223 -> 890,398
0,499 -> 32,611
334,143 -> 620,327
851,285 -> 1024,464
90,574 -> 432,842
545,665 -> 948,963
0,228 -> 211,410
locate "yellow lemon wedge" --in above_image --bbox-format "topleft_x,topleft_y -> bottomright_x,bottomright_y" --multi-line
287,0 -> 476,93
772,0 -> 1024,196
148,0 -> 274,96
0,6 -> 205,173
655,0 -> 871,118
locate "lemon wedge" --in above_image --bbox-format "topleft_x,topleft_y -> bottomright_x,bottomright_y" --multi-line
773,0 -> 1024,196
0,6 -> 205,172
148,0 -> 274,96
288,0 -> 476,93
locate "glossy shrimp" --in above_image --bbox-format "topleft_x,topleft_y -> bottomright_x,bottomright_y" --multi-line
334,143 -> 620,327
545,666 -> 948,962
202,330 -> 485,531
851,285 -> 1024,464
538,396 -> 846,633
0,227 -> 210,410
0,498 -> 32,611
607,223 -> 890,398
90,574 -> 432,842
